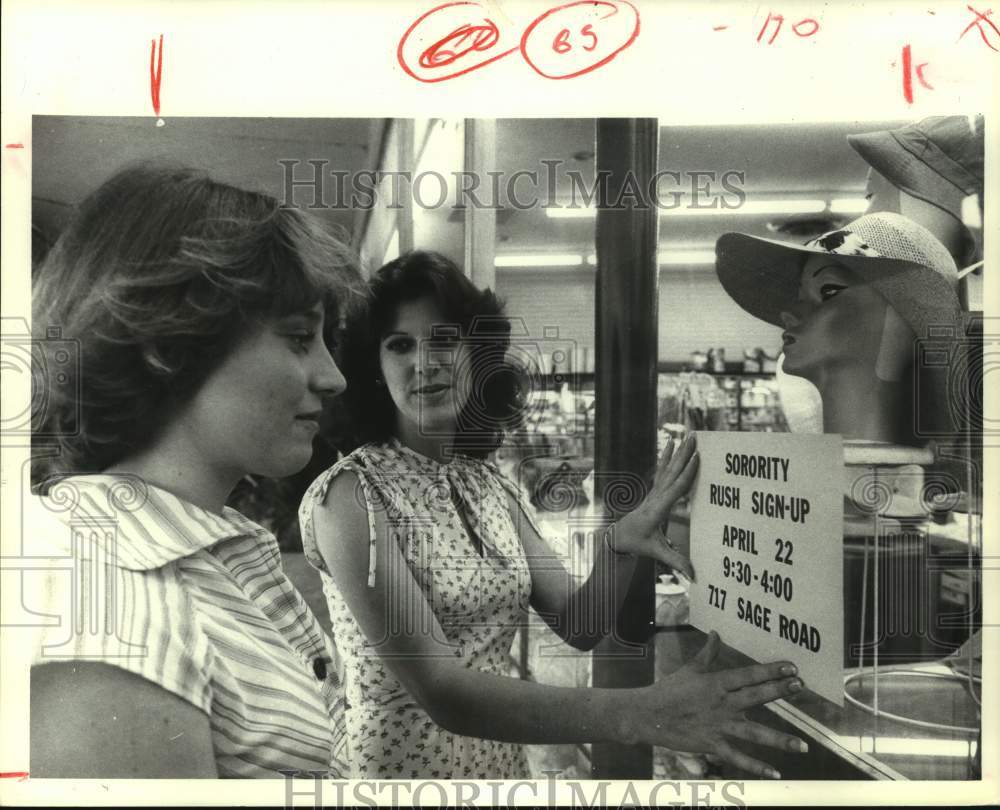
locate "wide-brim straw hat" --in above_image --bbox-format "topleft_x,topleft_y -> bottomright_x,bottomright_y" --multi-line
715,211 -> 962,342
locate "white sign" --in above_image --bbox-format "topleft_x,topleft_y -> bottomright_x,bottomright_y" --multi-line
688,431 -> 844,705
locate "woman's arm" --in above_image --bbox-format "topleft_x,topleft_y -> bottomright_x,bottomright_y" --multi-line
312,469 -> 806,777
510,492 -> 638,651
518,434 -> 698,650
31,662 -> 217,778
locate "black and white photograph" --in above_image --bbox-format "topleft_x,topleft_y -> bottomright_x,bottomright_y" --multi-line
1,2 -> 995,807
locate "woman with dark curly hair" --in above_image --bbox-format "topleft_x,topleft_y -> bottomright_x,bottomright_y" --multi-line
28,163 -> 360,778
299,250 -> 807,779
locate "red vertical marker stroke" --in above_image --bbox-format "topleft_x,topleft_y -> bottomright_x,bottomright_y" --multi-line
150,34 -> 164,118
901,43 -> 914,103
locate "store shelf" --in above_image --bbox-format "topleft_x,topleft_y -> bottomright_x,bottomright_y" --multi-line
657,368 -> 788,433
657,361 -> 777,378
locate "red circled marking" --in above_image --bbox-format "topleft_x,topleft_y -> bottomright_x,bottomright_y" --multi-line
520,0 -> 640,80
398,2 -> 516,83
419,23 -> 497,67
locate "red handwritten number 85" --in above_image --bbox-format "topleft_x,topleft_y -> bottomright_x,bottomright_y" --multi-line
399,1 -> 639,82
553,24 -> 599,54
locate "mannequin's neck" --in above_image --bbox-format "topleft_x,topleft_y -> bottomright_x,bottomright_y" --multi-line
814,368 -> 909,444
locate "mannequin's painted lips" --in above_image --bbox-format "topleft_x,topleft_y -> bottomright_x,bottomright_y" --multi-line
414,383 -> 450,396
781,332 -> 796,347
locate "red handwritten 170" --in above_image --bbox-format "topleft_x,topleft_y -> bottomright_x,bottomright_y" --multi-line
398,1 -> 640,82
756,11 -> 819,44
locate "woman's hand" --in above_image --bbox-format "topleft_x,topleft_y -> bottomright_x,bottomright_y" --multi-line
626,632 -> 807,778
610,433 -> 699,578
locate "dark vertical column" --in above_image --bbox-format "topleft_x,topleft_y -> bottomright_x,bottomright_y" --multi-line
590,118 -> 660,779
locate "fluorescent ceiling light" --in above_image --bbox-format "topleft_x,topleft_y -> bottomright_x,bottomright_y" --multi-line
584,250 -> 715,266
546,199 -> 828,218
829,198 -> 870,214
664,199 -> 827,216
658,250 -> 716,265
546,207 -> 598,219
494,254 -> 584,267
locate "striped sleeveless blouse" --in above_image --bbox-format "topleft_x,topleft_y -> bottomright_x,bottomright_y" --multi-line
26,474 -> 347,778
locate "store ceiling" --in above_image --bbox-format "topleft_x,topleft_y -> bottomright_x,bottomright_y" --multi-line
490,118 -> 910,256
32,116 -> 908,263
31,116 -> 378,249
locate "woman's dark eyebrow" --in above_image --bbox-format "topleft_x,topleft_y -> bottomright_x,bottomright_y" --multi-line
382,330 -> 409,340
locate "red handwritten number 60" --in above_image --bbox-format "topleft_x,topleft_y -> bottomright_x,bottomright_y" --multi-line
553,24 -> 598,54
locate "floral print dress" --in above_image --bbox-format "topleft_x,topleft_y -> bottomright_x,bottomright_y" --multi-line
299,439 -> 542,779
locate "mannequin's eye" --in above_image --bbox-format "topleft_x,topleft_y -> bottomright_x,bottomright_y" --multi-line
820,283 -> 847,301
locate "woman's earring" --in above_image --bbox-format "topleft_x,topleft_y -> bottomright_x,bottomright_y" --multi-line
374,377 -> 384,386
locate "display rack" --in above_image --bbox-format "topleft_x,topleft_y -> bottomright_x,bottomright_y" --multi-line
656,363 -> 788,435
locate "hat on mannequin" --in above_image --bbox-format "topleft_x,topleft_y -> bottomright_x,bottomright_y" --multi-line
716,211 -> 962,341
847,115 -> 983,264
717,211 -> 968,444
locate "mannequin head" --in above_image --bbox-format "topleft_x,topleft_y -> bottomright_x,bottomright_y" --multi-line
716,212 -> 962,446
780,256 -> 892,379
863,167 -> 969,265
777,255 -> 918,442
848,115 -> 984,267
